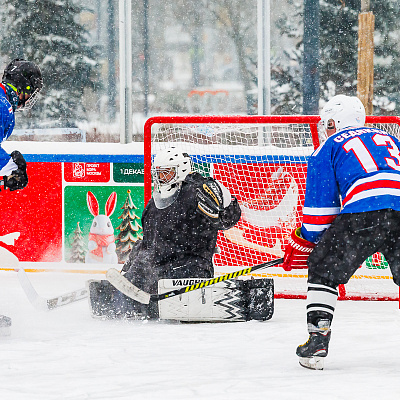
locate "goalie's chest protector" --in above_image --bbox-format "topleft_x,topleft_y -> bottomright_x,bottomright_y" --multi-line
142,175 -> 218,269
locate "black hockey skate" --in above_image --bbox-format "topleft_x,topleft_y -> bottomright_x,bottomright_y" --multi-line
296,320 -> 331,370
0,315 -> 12,336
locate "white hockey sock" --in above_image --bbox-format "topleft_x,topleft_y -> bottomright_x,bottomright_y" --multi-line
306,283 -> 338,318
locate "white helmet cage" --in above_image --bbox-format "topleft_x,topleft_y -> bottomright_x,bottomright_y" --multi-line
320,95 -> 366,133
151,147 -> 192,196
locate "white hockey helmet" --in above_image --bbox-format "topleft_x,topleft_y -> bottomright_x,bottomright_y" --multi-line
320,95 -> 366,133
151,147 -> 192,208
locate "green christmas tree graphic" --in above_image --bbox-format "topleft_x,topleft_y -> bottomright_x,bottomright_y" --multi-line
69,222 -> 85,263
115,190 -> 143,263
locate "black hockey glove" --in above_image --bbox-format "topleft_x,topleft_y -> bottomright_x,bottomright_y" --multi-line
196,178 -> 225,224
4,151 -> 28,191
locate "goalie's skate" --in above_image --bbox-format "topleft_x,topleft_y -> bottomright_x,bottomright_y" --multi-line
296,320 -> 331,370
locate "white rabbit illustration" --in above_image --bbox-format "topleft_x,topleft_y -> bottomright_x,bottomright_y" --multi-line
85,191 -> 118,264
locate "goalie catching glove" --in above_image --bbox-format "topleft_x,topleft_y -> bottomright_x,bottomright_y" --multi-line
282,227 -> 316,271
3,151 -> 28,191
196,178 -> 231,224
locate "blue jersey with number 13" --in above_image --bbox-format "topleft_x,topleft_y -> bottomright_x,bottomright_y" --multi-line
301,126 -> 400,243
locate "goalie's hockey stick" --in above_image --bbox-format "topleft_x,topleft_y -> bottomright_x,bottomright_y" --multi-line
17,267 -> 88,311
106,257 -> 284,305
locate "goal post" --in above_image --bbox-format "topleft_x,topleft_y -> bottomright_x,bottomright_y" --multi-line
143,115 -> 400,303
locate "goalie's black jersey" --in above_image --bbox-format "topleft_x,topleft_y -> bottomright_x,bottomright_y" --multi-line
123,173 -> 241,292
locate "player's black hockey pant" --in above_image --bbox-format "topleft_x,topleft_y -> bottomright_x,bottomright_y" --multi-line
308,208 -> 400,288
305,209 -> 400,327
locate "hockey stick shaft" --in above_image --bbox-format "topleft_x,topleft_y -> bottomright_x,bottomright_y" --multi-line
106,257 -> 283,305
1,239 -> 88,310
17,267 -> 88,311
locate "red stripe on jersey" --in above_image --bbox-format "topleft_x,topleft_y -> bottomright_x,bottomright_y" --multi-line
302,214 -> 337,225
343,179 -> 400,206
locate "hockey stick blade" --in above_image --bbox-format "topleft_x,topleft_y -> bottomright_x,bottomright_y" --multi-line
17,268 -> 88,311
107,257 -> 283,305
106,268 -> 152,304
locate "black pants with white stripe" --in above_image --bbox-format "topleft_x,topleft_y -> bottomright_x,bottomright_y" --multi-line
306,209 -> 400,326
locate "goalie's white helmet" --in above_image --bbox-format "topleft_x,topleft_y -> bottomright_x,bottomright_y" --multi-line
320,95 -> 366,133
151,147 -> 192,208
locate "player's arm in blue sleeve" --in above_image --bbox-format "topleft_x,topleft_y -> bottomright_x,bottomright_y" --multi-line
0,147 -> 12,172
0,102 -> 15,174
300,144 -> 341,243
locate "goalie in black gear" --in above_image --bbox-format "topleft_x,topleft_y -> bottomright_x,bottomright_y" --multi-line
89,147 -> 274,321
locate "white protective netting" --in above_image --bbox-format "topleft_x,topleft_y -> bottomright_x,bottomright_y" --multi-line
147,118 -> 400,301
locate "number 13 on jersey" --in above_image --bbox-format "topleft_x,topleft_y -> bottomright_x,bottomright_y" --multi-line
343,134 -> 400,173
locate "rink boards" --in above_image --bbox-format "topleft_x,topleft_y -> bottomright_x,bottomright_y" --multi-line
0,141 -> 397,301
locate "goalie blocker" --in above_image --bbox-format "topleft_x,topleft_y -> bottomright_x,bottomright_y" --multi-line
87,277 -> 274,322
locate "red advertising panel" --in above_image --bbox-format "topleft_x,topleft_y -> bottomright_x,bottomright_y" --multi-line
64,162 -> 110,182
0,162 -> 63,262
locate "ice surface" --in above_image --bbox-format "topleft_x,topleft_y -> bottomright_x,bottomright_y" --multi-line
1,270 -> 400,400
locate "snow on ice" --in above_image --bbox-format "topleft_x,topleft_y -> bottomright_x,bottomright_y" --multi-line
1,270 -> 399,400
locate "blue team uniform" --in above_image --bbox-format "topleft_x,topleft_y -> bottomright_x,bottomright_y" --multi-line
0,83 -> 15,171
301,126 -> 400,243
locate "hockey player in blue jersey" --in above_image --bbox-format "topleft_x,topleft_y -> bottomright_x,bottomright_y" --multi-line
0,59 -> 43,335
283,94 -> 400,370
0,59 -> 42,191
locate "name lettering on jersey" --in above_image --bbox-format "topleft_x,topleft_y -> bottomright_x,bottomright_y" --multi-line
334,128 -> 376,143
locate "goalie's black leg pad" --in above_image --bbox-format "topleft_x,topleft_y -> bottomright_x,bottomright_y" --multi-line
243,278 -> 274,321
88,280 -> 146,320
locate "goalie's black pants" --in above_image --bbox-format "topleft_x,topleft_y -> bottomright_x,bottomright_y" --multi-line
306,209 -> 400,326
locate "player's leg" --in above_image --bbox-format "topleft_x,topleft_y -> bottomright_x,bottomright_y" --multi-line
376,209 -> 400,287
158,277 -> 274,322
298,210 -> 389,369
157,260 -> 274,322
87,279 -> 145,319
118,261 -> 161,319
164,258 -> 214,280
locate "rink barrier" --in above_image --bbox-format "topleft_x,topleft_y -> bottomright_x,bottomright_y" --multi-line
0,138 -> 399,306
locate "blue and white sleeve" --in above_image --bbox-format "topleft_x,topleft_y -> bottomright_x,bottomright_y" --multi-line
300,146 -> 341,243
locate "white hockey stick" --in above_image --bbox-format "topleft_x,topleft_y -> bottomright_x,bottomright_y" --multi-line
0,240 -> 88,311
17,267 -> 88,311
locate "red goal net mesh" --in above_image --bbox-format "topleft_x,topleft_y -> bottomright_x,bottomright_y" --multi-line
144,116 -> 400,301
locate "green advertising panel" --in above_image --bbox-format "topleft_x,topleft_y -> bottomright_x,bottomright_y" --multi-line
113,163 -> 144,183
64,185 -> 144,264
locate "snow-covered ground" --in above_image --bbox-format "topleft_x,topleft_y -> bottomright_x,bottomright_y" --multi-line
1,270 -> 400,400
